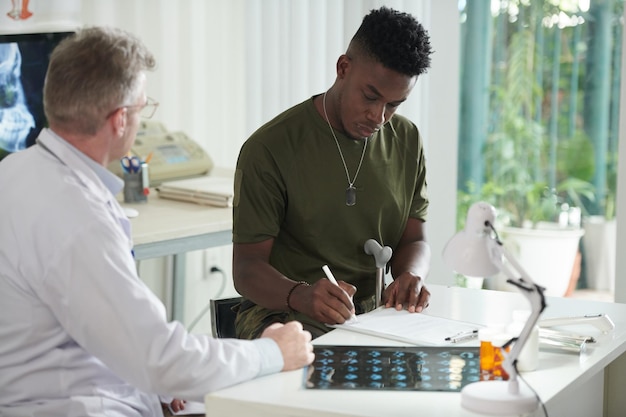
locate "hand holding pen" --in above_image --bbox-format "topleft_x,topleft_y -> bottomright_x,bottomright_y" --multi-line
322,265 -> 358,324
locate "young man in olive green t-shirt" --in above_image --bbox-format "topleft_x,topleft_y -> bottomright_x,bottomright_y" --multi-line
233,6 -> 433,339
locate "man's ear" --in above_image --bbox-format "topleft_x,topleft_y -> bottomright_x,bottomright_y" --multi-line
109,107 -> 128,138
337,54 -> 351,79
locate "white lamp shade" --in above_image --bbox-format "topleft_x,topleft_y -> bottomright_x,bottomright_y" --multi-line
442,202 -> 501,277
443,232 -> 501,277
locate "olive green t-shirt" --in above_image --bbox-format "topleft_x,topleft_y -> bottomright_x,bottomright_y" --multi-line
233,96 -> 428,302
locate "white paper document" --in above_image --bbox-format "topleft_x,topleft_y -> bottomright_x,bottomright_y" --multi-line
331,307 -> 483,346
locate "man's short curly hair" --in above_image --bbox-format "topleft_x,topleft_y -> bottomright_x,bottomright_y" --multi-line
349,7 -> 433,77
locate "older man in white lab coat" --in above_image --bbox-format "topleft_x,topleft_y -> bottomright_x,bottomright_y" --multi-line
0,26 -> 314,417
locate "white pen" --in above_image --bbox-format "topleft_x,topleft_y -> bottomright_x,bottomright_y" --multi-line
321,265 -> 358,323
321,264 -> 340,286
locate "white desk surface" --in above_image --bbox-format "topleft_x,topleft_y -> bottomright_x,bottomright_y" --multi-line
204,284 -> 626,417
118,170 -> 233,260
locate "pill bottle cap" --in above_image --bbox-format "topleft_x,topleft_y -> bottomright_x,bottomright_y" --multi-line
478,327 -> 500,341
492,333 -> 513,348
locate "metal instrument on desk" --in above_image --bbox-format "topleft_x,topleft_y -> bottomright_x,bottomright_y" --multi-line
537,314 -> 615,354
539,314 -> 615,333
364,239 -> 393,308
539,328 -> 593,354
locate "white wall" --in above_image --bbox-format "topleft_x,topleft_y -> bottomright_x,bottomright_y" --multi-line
421,1 -> 460,286
81,0 -> 249,169
614,5 -> 626,304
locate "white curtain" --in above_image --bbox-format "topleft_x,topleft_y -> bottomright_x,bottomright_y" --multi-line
242,0 -> 431,141
80,0 -> 432,168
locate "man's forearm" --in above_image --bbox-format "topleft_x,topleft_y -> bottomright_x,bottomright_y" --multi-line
234,260 -> 300,311
390,240 -> 431,281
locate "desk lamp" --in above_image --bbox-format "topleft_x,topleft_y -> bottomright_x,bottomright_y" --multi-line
442,202 -> 547,415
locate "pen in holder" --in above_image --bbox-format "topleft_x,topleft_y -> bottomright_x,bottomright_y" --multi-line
122,156 -> 149,203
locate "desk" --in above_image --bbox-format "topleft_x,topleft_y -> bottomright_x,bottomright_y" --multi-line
123,193 -> 232,260
119,170 -> 233,320
204,284 -> 626,417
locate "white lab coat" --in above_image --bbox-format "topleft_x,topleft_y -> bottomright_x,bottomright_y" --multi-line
0,129 -> 283,417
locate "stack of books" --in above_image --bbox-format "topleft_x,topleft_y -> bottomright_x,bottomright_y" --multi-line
156,175 -> 234,207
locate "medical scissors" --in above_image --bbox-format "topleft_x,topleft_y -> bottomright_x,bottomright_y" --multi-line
121,155 -> 141,173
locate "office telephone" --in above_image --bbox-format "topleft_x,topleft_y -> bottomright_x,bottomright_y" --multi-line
108,120 -> 214,185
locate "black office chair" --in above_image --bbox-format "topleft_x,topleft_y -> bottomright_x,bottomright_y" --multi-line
209,296 -> 243,338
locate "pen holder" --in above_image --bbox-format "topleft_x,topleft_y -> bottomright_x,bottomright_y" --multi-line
123,163 -> 149,203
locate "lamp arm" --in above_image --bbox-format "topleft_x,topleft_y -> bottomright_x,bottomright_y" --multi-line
491,243 -> 547,393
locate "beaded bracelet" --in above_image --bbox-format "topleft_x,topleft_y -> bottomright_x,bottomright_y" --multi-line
286,281 -> 310,312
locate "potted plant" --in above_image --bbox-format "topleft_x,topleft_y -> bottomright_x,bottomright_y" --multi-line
456,28 -> 595,296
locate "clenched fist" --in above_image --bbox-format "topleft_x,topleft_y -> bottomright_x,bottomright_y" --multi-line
261,321 -> 315,371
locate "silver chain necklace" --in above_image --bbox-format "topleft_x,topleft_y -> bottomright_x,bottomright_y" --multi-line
322,91 -> 368,206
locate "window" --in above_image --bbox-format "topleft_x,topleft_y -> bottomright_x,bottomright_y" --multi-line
457,0 -> 623,298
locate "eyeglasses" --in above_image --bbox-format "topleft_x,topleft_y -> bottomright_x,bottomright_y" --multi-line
130,96 -> 159,119
106,96 -> 159,120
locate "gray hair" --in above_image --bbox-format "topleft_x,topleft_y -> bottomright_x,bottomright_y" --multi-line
43,26 -> 156,135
